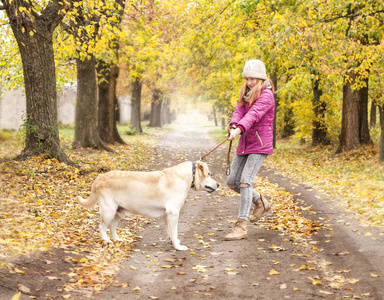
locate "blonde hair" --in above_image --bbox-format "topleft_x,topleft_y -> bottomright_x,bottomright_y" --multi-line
238,78 -> 275,107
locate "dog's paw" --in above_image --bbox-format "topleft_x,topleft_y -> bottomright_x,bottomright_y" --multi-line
175,245 -> 188,251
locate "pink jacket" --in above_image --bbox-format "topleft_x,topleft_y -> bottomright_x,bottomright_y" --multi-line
230,89 -> 275,155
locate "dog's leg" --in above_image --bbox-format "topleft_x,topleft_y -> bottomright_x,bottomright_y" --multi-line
110,214 -> 123,241
98,197 -> 117,243
163,215 -> 172,243
165,209 -> 187,251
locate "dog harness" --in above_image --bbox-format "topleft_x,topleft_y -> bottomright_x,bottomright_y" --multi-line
191,162 -> 196,188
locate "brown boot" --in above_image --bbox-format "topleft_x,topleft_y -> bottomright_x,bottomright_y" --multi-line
249,194 -> 271,223
224,219 -> 248,241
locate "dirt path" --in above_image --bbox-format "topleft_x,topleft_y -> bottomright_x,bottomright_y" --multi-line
93,112 -> 384,300
2,112 -> 383,300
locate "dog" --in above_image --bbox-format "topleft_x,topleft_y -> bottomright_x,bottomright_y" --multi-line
75,161 -> 219,250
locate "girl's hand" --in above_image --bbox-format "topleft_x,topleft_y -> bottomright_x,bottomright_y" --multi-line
227,128 -> 241,141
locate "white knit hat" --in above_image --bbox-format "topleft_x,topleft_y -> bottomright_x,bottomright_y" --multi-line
242,59 -> 267,80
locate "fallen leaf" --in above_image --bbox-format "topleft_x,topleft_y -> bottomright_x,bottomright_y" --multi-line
320,290 -> 334,295
279,283 -> 287,289
334,251 -> 349,256
14,268 -> 25,274
348,278 -> 359,284
269,269 -> 280,275
17,284 -> 30,294
308,277 -> 322,285
11,292 -> 21,300
370,274 -> 380,278
226,271 -> 238,275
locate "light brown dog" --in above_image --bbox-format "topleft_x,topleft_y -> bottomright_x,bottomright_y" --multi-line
75,161 -> 219,250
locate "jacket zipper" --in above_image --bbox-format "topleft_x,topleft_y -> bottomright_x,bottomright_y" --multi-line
255,131 -> 264,147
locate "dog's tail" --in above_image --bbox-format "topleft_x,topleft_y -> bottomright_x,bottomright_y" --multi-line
75,192 -> 97,209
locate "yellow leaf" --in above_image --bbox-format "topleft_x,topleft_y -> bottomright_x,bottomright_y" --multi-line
14,268 -> 25,274
348,278 -> 359,284
11,292 -> 21,300
320,290 -> 334,295
161,265 -> 173,268
130,265 -> 137,270
308,277 -> 322,285
370,274 -> 380,278
269,269 -> 280,275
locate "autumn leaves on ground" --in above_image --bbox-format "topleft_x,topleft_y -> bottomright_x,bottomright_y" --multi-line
1,122 -> 384,299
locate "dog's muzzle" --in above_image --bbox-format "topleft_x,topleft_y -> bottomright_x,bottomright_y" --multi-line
205,183 -> 219,193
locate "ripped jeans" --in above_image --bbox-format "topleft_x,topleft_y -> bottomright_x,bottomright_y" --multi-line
227,153 -> 267,221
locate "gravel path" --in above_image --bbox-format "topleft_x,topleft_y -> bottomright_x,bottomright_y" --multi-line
94,112 -> 384,300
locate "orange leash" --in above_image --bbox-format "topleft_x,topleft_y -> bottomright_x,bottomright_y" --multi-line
200,137 -> 229,161
200,137 -> 232,175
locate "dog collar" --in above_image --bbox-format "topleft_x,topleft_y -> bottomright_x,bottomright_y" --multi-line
191,162 -> 196,188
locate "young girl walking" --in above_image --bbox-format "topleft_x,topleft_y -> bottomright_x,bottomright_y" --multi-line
225,59 -> 275,241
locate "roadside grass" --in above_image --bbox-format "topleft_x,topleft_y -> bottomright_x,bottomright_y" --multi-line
0,123 -> 170,295
209,128 -> 384,228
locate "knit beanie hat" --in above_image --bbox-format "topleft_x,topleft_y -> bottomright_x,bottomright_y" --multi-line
242,59 -> 267,80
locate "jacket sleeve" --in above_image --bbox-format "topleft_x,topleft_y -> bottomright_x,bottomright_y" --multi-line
237,89 -> 274,133
229,104 -> 244,125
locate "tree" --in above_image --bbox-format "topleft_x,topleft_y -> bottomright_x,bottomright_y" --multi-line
149,87 -> 162,127
97,62 -> 126,144
65,0 -> 120,150
97,0 -> 126,145
73,55 -> 112,150
130,75 -> 143,133
1,0 -> 74,164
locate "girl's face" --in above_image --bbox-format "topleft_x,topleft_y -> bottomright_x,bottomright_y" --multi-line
245,77 -> 258,89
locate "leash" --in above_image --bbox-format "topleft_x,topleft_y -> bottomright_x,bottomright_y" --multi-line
200,137 -> 232,175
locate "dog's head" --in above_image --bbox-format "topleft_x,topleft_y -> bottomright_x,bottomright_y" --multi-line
192,161 -> 219,193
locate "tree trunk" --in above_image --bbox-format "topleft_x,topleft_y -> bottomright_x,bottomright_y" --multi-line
212,106 -> 218,126
340,70 -> 371,152
370,101 -> 377,127
282,107 -> 295,138
149,89 -> 162,127
3,0 -> 73,165
358,77 -> 372,145
73,56 -> 111,151
379,106 -> 384,162
161,98 -> 171,125
97,63 -> 125,144
311,77 -> 329,146
130,76 -> 143,133
220,109 -> 226,130
340,71 -> 360,152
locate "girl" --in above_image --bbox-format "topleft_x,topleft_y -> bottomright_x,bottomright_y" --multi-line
225,59 -> 275,241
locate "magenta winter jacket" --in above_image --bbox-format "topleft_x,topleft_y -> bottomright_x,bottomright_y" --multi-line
230,88 -> 275,155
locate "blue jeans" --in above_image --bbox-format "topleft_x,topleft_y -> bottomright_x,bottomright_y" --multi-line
227,153 -> 267,221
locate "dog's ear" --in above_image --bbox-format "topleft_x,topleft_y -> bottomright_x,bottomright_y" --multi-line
196,161 -> 208,178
